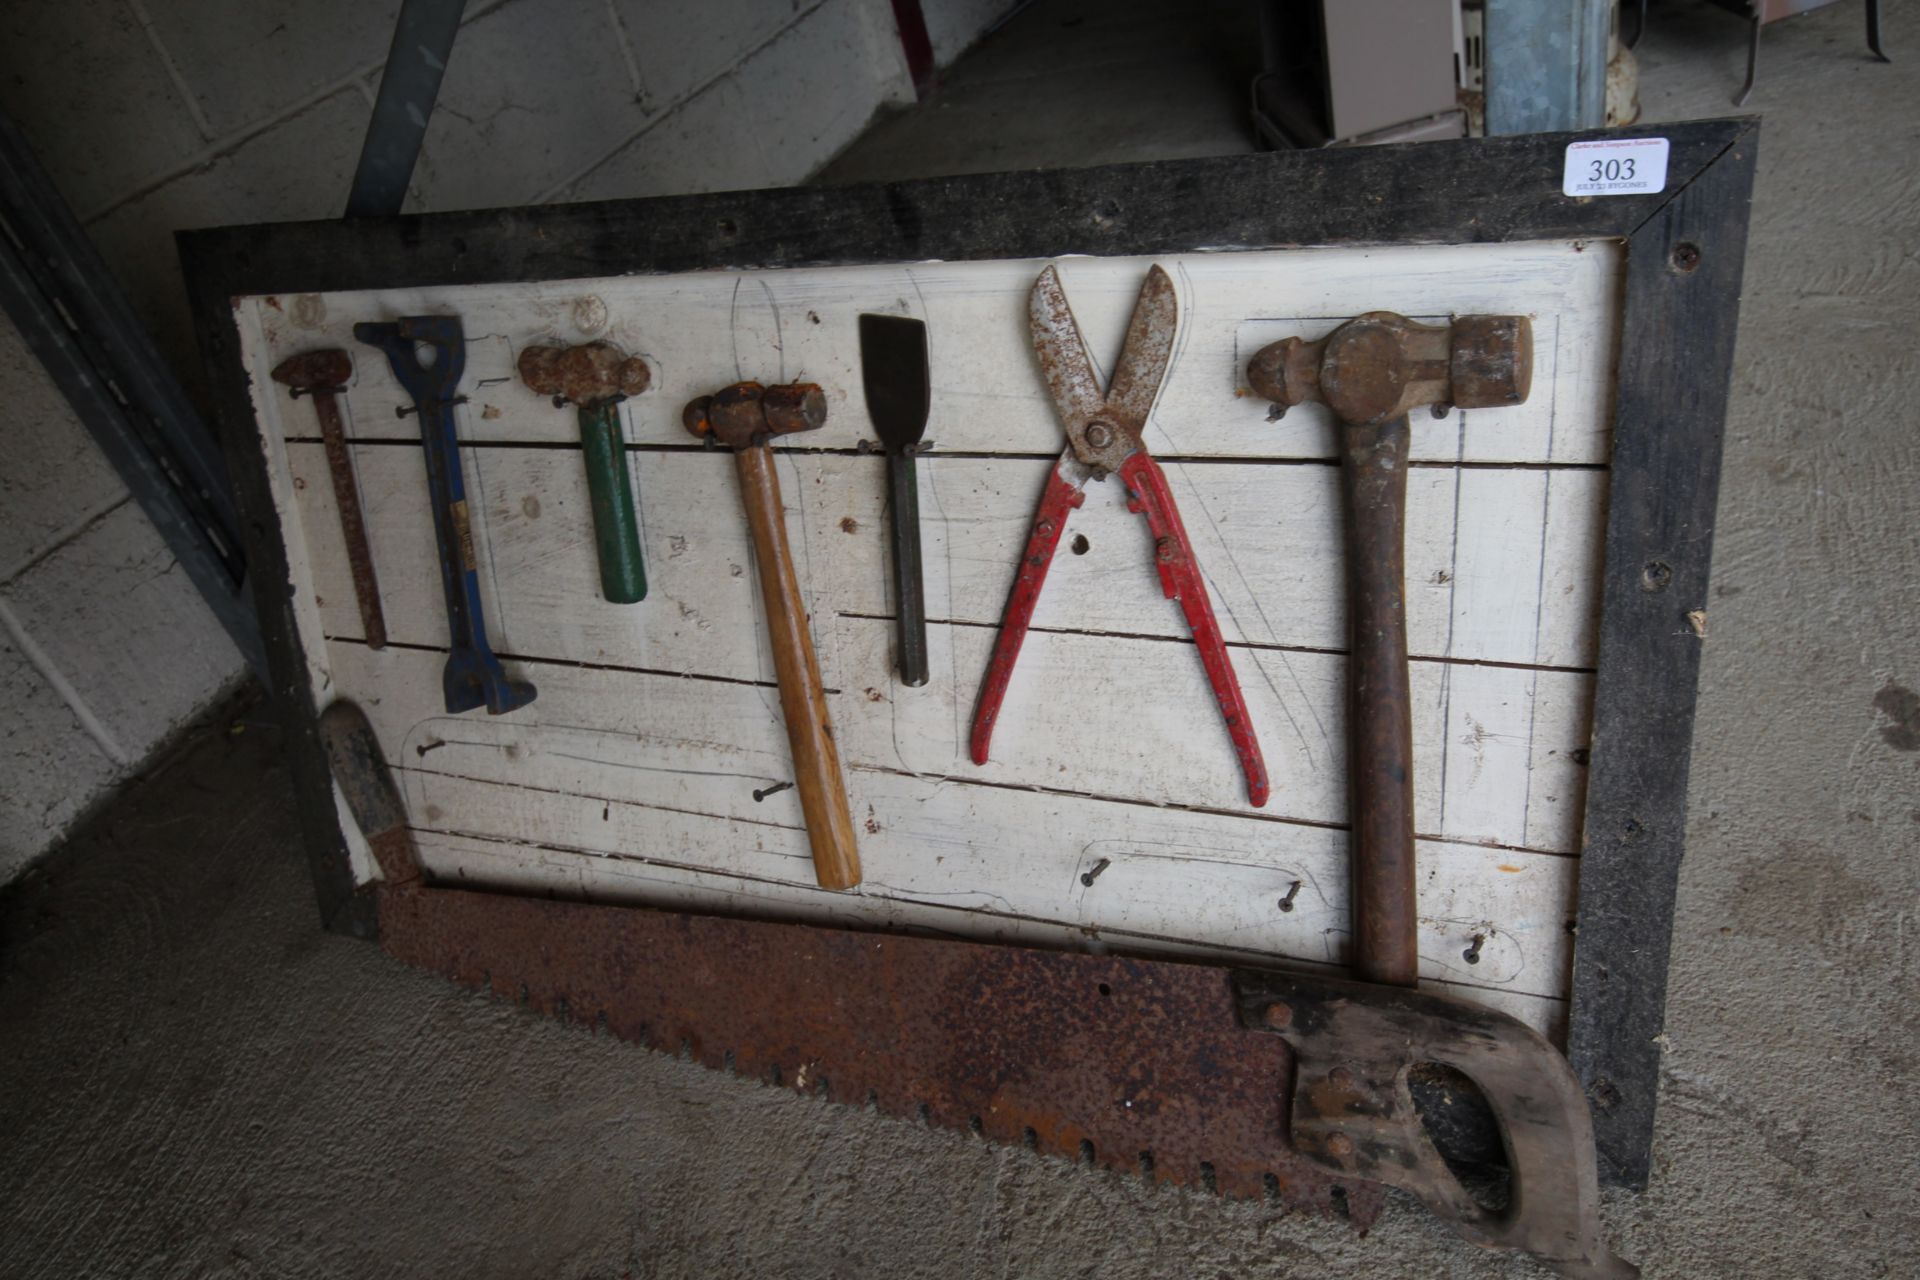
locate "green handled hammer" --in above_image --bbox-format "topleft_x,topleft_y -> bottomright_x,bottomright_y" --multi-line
517,341 -> 652,603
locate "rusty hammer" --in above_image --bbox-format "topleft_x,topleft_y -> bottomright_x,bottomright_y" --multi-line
517,341 -> 652,604
272,349 -> 387,649
1249,312 -> 1531,986
684,381 -> 860,891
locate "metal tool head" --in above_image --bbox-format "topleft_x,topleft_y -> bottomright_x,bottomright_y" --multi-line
857,314 -> 930,454
1247,312 -> 1533,427
516,341 -> 651,408
353,315 -> 467,403
443,646 -> 537,717
681,381 -> 828,449
1029,264 -> 1177,476
270,348 -> 352,393
1236,969 -> 1638,1280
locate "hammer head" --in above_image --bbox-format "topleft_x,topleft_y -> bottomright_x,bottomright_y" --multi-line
271,349 -> 352,393
517,341 -> 652,408
1248,312 -> 1532,426
682,381 -> 829,449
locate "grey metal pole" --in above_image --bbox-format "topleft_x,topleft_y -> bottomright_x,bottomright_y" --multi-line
0,112 -> 264,674
1484,0 -> 1610,135
346,0 -> 467,218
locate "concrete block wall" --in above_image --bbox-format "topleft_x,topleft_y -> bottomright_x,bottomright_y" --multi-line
0,0 -> 1019,883
0,316 -> 241,882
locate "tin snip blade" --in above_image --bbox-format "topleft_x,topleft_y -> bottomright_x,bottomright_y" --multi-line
968,264 -> 1269,807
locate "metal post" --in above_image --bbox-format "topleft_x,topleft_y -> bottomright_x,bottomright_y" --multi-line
345,0 -> 467,218
1483,0 -> 1610,134
0,112 -> 264,674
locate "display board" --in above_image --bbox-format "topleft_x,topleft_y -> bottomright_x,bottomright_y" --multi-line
183,118 -> 1756,1187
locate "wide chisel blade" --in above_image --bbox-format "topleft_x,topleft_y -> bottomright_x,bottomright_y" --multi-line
859,314 -> 932,687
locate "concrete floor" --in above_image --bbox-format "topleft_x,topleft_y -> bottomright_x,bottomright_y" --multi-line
4,2 -> 1917,1276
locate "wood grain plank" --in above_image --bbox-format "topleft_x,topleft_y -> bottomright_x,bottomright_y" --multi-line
250,243 -> 1621,466
387,741 -> 1573,990
321,631 -> 1583,986
1569,129 -> 1759,1187
286,446 -> 1607,671
839,620 -> 1593,853
325,619 -> 1590,869
183,122 -> 1740,311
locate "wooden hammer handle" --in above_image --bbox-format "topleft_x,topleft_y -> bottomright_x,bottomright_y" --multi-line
735,444 -> 861,890
1341,415 -> 1418,987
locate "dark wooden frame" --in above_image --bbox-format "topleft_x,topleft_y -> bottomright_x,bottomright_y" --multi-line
180,117 -> 1758,1190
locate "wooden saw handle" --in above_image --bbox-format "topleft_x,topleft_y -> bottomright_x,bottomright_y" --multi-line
736,444 -> 861,890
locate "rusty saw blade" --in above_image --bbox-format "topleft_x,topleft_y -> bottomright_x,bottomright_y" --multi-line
376,879 -> 1379,1221
322,699 -> 1623,1277
318,701 -> 1367,1217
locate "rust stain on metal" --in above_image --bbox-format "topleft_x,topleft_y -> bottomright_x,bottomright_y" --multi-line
450,500 -> 476,571
517,341 -> 652,407
1028,264 -> 1175,477
376,882 -> 1379,1222
272,348 -> 386,648
1245,312 -> 1531,426
682,381 -> 829,447
272,349 -> 352,390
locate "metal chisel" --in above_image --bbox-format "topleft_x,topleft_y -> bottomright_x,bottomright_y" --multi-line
858,313 -> 932,688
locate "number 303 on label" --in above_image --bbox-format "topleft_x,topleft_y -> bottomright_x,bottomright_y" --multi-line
1562,138 -> 1669,197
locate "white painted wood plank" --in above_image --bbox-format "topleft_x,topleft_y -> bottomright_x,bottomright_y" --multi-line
328,615 -> 1589,873
326,632 -> 1582,970
243,241 -> 1622,465
326,639 -> 808,835
834,619 -> 1592,853
396,761 -> 1575,998
291,442 -> 767,669
286,445 -> 1606,670
834,453 -> 1609,669
1422,660 -> 1594,855
405,826 -> 1569,1044
385,732 -> 1575,993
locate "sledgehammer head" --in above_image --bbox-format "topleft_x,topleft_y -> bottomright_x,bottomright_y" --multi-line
1248,312 -> 1533,426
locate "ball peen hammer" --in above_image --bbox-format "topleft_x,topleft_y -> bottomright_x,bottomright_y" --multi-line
684,382 -> 860,891
516,341 -> 653,604
1249,313 -> 1531,987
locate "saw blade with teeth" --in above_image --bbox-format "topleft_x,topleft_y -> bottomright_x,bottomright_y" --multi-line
376,880 -> 1378,1223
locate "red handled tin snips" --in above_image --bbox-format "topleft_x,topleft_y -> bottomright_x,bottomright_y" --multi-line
969,264 -> 1270,807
